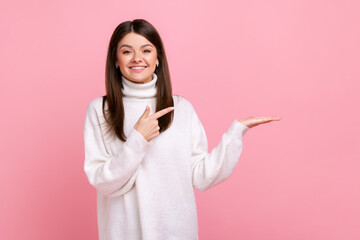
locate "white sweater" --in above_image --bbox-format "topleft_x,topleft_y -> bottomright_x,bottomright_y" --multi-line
83,74 -> 249,240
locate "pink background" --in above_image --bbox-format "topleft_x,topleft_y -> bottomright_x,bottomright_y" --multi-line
1,0 -> 359,239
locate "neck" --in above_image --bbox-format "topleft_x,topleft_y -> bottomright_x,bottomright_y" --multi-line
121,73 -> 157,99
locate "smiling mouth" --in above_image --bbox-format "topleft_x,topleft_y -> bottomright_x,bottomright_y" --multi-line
129,66 -> 147,69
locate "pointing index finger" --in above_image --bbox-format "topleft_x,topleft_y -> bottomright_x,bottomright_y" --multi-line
150,107 -> 174,119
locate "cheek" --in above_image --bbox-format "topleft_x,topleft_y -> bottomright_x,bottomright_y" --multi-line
117,55 -> 130,67
146,54 -> 157,65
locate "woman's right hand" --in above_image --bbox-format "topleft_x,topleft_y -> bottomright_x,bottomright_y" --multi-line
134,106 -> 174,142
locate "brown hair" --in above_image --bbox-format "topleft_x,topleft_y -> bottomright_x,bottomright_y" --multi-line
103,19 -> 174,141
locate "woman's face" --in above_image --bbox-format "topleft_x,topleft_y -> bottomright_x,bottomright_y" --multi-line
116,32 -> 158,84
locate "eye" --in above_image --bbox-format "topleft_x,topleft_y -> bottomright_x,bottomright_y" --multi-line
143,49 -> 151,53
122,50 -> 131,54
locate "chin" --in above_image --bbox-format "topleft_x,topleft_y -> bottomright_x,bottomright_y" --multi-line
127,75 -> 153,84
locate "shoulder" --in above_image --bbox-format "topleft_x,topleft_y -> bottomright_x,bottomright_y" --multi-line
85,96 -> 105,116
172,95 -> 195,111
172,95 -> 199,123
87,96 -> 104,108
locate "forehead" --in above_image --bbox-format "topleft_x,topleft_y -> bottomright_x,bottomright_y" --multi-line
118,32 -> 153,48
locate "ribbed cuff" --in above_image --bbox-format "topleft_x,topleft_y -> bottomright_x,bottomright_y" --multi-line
230,120 -> 250,137
126,128 -> 151,153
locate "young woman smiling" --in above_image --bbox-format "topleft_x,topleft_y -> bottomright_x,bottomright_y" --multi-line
84,19 -> 281,240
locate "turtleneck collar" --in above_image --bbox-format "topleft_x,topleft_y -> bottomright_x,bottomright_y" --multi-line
122,73 -> 157,99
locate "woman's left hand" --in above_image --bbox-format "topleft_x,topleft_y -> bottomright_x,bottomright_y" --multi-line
237,116 -> 281,128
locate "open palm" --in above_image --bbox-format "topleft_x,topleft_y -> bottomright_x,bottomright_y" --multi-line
237,116 -> 281,128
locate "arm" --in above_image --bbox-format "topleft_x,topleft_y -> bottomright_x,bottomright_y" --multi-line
191,108 -> 249,191
83,102 -> 150,197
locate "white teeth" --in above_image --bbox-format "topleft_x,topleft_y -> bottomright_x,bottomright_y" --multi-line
131,66 -> 146,69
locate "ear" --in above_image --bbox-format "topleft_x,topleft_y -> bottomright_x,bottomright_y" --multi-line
115,61 -> 119,68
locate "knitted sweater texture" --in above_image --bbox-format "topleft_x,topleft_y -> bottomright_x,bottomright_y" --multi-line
83,74 -> 249,240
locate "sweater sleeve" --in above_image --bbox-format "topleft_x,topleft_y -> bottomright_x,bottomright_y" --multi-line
83,100 -> 150,197
191,107 -> 249,191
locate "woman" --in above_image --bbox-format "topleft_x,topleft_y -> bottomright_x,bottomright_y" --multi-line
84,19 -> 280,240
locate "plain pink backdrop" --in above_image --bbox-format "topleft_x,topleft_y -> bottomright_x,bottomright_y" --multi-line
1,0 -> 359,239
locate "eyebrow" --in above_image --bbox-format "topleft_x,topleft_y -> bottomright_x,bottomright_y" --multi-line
119,44 -> 154,49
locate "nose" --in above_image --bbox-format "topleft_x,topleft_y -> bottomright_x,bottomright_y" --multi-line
132,51 -> 142,62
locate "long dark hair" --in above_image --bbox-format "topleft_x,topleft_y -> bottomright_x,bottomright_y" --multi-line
103,19 -> 174,142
